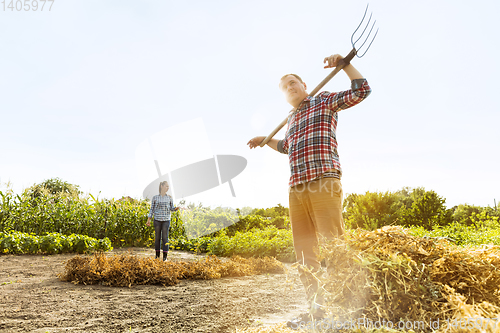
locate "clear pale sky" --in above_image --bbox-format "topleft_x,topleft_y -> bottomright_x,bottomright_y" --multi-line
1,0 -> 499,210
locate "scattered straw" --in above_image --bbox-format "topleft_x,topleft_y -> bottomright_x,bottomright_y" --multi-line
319,226 -> 500,332
237,226 -> 500,333
59,253 -> 285,287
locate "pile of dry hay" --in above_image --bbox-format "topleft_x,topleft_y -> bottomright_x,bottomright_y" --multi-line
59,253 -> 285,287
237,226 -> 500,333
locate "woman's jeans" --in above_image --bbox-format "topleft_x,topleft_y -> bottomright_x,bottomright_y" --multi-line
154,219 -> 170,253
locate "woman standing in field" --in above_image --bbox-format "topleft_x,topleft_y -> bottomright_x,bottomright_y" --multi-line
146,181 -> 179,261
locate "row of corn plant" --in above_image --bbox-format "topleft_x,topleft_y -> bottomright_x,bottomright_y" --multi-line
0,190 -> 158,246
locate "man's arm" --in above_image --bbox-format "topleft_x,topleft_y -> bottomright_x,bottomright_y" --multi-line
322,53 -> 371,111
247,136 -> 280,151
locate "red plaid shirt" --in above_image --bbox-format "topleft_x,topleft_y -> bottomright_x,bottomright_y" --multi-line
279,79 -> 371,188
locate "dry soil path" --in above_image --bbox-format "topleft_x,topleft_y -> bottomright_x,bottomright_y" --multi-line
0,248 -> 308,333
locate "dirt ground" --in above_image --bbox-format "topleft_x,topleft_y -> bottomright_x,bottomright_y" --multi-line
0,248 -> 308,333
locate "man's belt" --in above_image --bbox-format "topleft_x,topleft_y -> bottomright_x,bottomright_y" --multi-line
316,170 -> 341,180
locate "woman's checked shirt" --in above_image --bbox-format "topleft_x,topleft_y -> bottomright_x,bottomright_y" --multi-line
148,194 -> 177,221
277,79 -> 371,188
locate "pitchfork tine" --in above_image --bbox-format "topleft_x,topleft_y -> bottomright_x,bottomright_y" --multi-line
351,4 -> 369,45
356,25 -> 378,58
351,4 -> 379,58
352,12 -> 372,46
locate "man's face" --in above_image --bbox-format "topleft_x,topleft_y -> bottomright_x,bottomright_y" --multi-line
279,75 -> 308,107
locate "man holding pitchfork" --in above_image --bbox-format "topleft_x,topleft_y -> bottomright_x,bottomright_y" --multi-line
248,54 -> 371,325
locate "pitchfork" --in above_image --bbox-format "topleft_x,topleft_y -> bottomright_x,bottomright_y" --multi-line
259,4 -> 378,147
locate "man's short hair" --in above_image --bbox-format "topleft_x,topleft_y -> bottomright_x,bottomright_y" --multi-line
279,74 -> 303,86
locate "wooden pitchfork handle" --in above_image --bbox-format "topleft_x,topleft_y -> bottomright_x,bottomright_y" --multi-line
259,48 -> 357,147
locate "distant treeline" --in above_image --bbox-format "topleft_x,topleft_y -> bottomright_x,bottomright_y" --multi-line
343,187 -> 499,230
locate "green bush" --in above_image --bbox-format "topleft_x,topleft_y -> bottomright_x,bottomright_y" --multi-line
39,233 -> 64,254
27,177 -> 82,200
344,187 -> 454,230
224,214 -> 271,236
207,226 -> 295,262
180,206 -> 239,238
251,204 -> 290,229
409,216 -> 500,246
0,231 -> 112,254
344,191 -> 403,230
176,205 -> 290,240
450,204 -> 483,226
400,189 -> 452,230
169,236 -> 213,253
252,204 -> 289,219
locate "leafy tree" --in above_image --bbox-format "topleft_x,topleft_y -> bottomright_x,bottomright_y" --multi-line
395,187 -> 425,209
400,190 -> 452,230
484,205 -> 500,219
450,204 -> 482,226
343,191 -> 403,230
251,204 -> 290,230
470,210 -> 500,229
344,187 -> 454,230
27,178 -> 81,199
252,204 -> 289,218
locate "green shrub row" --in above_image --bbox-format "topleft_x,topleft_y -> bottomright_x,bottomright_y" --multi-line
168,226 -> 295,262
207,226 -> 295,262
168,236 -> 211,254
0,231 -> 113,254
343,187 -> 500,231
408,218 -> 500,246
223,214 -> 290,237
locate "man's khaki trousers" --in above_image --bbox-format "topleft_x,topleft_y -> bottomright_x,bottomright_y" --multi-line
289,177 -> 344,311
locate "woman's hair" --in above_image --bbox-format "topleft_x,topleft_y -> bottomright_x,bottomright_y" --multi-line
159,181 -> 169,194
